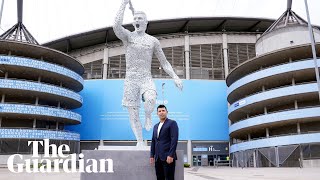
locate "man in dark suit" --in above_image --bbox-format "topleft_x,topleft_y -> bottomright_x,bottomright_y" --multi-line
150,104 -> 179,180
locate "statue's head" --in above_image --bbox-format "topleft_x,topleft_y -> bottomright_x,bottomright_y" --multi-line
133,11 -> 148,33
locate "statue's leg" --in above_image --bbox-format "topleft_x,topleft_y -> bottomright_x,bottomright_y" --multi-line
127,106 -> 144,146
143,90 -> 156,131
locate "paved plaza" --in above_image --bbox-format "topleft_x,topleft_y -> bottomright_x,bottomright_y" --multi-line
0,167 -> 318,180
184,167 -> 319,180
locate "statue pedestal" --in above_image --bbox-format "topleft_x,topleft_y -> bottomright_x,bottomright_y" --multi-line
81,146 -> 184,180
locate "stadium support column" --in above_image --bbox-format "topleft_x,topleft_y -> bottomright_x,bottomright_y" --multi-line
187,140 -> 192,166
253,150 -> 257,168
266,128 -> 270,138
33,118 -> 36,129
1,94 -> 4,103
304,0 -> 320,102
184,34 -> 190,80
256,34 -> 261,56
99,139 -> 104,147
299,145 -> 304,168
227,52 -> 232,159
275,147 -> 280,167
297,122 -> 301,134
103,47 -> 109,80
222,34 -> 229,78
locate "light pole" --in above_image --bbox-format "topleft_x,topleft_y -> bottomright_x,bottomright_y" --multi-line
304,0 -> 320,102
0,0 -> 4,29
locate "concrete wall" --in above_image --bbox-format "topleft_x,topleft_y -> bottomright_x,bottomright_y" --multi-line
303,159 -> 320,168
230,133 -> 320,153
256,25 -> 320,56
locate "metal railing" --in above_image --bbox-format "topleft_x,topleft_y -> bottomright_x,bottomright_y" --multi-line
0,77 -> 78,93
230,57 -> 318,88
0,54 -> 83,84
213,160 -> 233,167
231,104 -> 320,125
232,130 -> 320,144
0,127 -> 77,133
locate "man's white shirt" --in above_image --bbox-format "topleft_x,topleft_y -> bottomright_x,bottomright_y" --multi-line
157,121 -> 164,138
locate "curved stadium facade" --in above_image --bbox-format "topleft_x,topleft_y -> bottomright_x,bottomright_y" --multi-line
0,40 -> 84,154
227,10 -> 320,167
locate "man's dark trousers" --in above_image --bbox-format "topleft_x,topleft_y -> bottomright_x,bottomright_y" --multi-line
155,159 -> 175,180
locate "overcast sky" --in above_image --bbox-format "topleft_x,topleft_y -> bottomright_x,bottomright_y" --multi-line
1,0 -> 319,44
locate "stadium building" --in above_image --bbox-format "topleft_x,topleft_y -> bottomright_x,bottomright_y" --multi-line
44,17 -> 276,166
0,27 -> 84,156
227,8 -> 320,167
2,0 -> 318,168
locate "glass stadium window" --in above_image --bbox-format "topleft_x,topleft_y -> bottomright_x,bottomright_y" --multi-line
152,46 -> 185,79
82,60 -> 103,80
80,141 -> 100,151
190,44 -> 224,80
0,140 -> 19,154
228,43 -> 256,71
0,70 -> 5,78
1,118 -> 33,128
108,46 -> 185,79
108,54 -> 126,79
36,120 -> 47,128
58,123 -> 65,130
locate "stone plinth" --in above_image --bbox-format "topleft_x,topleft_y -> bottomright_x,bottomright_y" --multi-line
81,146 -> 184,180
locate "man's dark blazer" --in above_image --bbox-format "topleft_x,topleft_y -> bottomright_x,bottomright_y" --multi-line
150,118 -> 179,161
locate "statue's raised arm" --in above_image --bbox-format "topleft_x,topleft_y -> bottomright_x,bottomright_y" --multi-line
154,39 -> 183,91
113,0 -> 131,43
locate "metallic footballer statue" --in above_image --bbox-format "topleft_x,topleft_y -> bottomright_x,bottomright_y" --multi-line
113,0 -> 183,146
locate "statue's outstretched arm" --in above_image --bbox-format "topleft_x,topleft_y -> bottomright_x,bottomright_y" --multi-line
154,39 -> 183,90
113,0 -> 131,43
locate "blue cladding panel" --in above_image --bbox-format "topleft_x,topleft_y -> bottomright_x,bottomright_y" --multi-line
228,59 -> 320,95
67,80 -> 229,141
0,55 -> 83,84
0,129 -> 80,141
0,79 -> 82,103
0,104 -> 81,122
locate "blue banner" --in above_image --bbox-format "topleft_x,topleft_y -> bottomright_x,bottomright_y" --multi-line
67,80 -> 229,141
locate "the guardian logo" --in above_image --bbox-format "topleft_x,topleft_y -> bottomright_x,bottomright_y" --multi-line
7,139 -> 114,173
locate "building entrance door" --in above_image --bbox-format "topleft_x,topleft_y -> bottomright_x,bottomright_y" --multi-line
193,155 -> 201,166
208,155 -> 214,166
